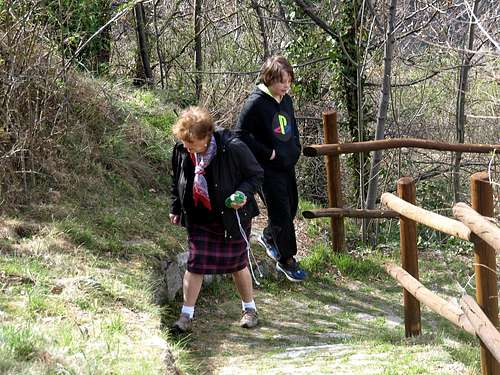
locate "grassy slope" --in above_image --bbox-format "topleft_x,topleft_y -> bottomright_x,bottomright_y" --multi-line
0,82 -> 182,374
0,194 -> 176,374
0,84 -> 485,374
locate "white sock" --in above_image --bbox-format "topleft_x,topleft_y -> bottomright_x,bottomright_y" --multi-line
242,300 -> 256,311
181,305 -> 195,319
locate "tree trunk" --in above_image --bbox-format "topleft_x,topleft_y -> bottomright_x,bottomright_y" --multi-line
294,0 -> 369,206
134,2 -> 153,86
343,0 -> 369,212
250,0 -> 270,59
153,0 -> 165,89
452,0 -> 479,203
277,1 -> 291,32
365,0 -> 398,210
194,0 -> 203,101
96,0 -> 111,75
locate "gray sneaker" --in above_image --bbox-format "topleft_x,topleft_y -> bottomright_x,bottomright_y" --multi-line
171,313 -> 192,333
239,308 -> 258,329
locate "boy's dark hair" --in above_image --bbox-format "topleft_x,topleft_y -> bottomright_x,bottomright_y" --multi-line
258,56 -> 294,86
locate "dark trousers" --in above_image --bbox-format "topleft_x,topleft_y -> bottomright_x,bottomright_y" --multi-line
261,168 -> 298,264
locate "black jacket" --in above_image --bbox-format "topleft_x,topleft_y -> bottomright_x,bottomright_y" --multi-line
234,87 -> 301,170
170,128 -> 263,240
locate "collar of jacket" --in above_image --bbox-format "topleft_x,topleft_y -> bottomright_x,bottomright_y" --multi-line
257,83 -> 282,103
213,128 -> 232,154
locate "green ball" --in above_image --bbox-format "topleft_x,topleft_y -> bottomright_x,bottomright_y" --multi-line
225,191 -> 245,208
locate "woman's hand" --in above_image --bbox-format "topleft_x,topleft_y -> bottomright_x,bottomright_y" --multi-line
231,197 -> 247,209
230,191 -> 247,210
169,214 -> 180,225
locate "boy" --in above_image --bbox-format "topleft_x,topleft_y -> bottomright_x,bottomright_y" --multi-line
235,56 -> 306,282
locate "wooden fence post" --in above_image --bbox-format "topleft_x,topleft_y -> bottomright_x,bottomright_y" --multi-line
471,171 -> 499,375
397,177 -> 421,337
322,111 -> 344,252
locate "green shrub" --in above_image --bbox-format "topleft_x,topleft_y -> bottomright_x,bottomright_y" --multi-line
301,242 -> 335,274
143,112 -> 177,133
0,325 -> 41,362
332,252 -> 382,279
303,242 -> 382,280
43,0 -> 113,74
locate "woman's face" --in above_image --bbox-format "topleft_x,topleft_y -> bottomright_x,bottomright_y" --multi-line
182,136 -> 209,154
268,72 -> 292,99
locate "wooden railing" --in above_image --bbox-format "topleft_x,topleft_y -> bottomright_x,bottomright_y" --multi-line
381,174 -> 500,374
302,110 -> 500,252
301,110 -> 500,375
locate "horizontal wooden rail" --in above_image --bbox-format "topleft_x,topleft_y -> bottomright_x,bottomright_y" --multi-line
381,193 -> 472,241
303,138 -> 500,157
385,262 -> 475,335
453,202 -> 500,254
461,295 -> 500,364
302,208 -> 399,219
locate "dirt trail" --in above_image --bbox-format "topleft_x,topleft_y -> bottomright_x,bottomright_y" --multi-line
173,226 -> 471,375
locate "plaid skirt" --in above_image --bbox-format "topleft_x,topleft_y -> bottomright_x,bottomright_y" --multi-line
187,221 -> 250,274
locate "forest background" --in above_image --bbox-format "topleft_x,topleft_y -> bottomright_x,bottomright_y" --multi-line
1,0 -> 499,214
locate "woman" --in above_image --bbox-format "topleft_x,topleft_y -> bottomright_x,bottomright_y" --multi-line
169,106 -> 263,333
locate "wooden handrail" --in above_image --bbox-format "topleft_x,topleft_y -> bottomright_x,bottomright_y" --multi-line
385,262 -> 475,335
453,202 -> 500,254
381,192 -> 472,241
461,295 -> 500,365
302,208 -> 399,219
300,113 -> 500,373
303,138 -> 500,156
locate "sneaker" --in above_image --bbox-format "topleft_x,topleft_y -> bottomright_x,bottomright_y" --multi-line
171,313 -> 192,334
257,234 -> 279,261
240,308 -> 258,328
276,259 -> 307,282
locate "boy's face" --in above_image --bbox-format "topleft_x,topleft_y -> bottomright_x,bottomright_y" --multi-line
268,72 -> 292,99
